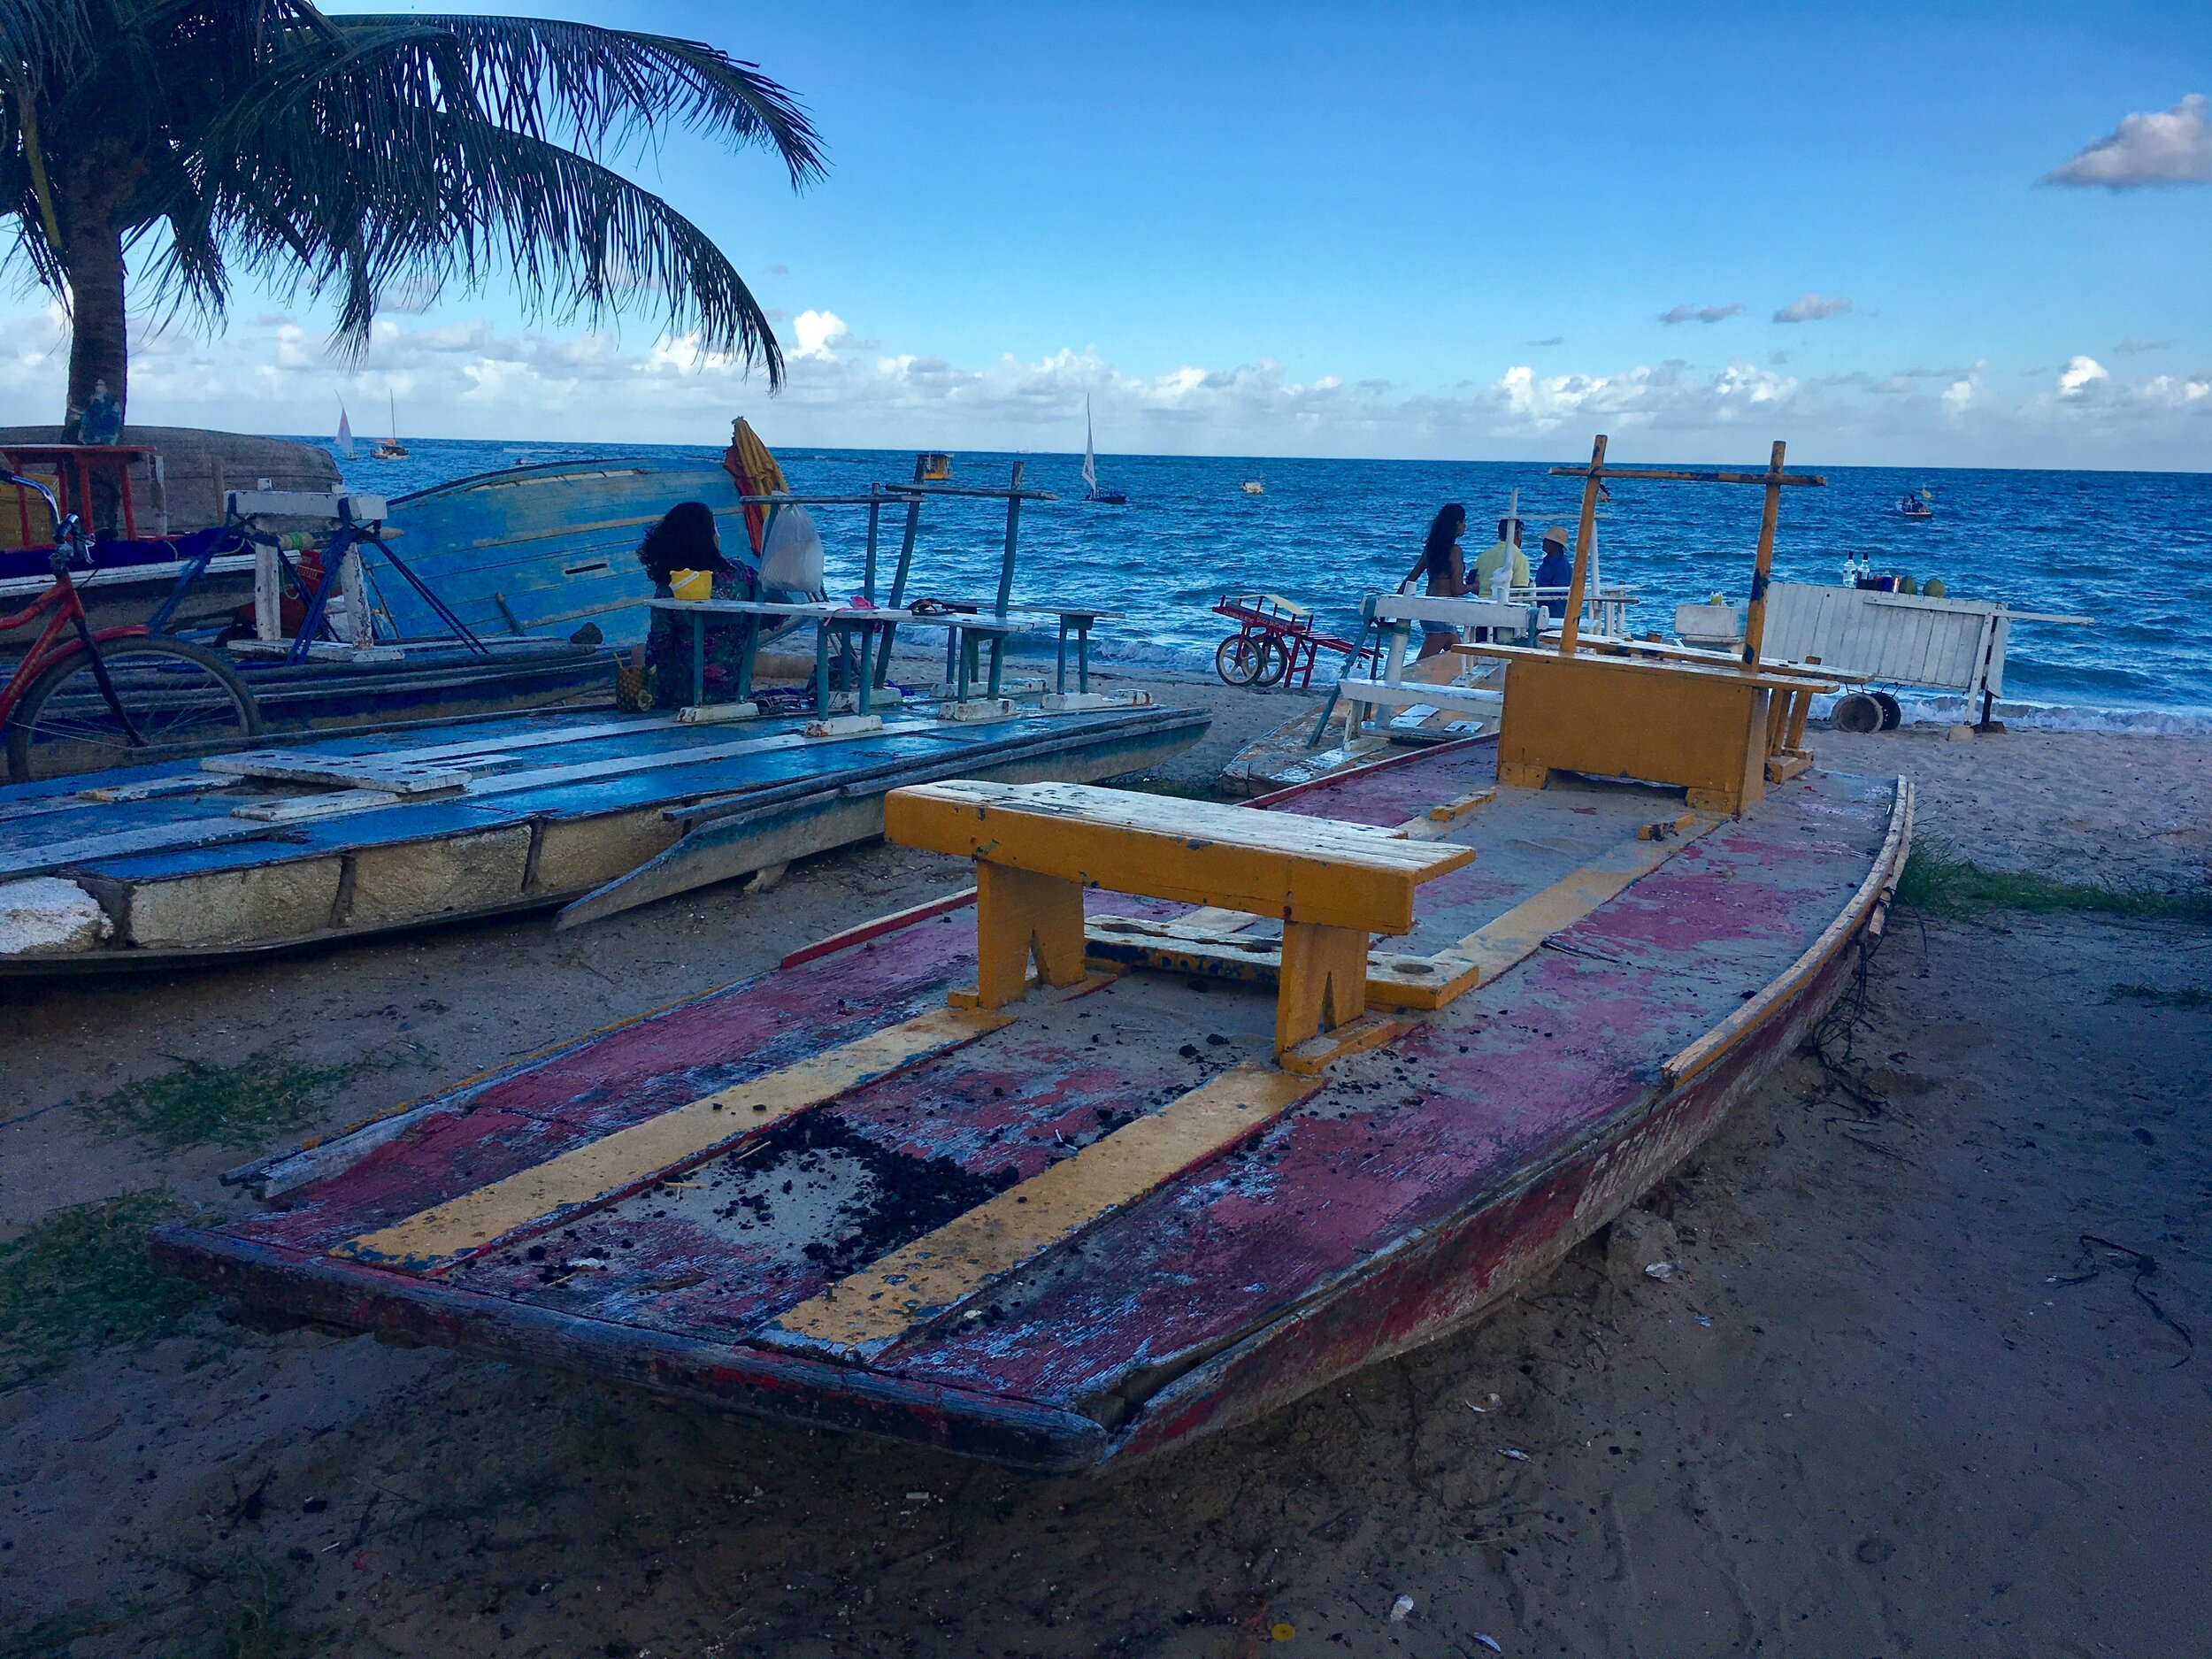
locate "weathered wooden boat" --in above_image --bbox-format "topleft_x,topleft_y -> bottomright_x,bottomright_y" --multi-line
154,733 -> 1910,1471
370,455 -> 741,648
0,698 -> 1203,971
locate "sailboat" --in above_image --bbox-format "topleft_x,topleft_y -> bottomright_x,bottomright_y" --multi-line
1080,396 -> 1125,504
334,405 -> 355,460
373,391 -> 409,460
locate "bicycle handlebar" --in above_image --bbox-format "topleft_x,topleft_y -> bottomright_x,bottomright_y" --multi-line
2,470 -> 93,572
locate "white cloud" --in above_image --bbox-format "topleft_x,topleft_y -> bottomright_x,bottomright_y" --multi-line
791,308 -> 850,359
5,301 -> 2207,470
1773,293 -> 1855,324
2057,355 -> 2108,395
1658,303 -> 1743,325
374,275 -> 442,316
2042,94 -> 2212,189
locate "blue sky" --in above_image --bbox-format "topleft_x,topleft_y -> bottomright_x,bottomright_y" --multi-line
5,1 -> 2207,465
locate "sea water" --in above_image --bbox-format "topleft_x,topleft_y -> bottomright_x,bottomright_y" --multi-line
325,438 -> 2211,731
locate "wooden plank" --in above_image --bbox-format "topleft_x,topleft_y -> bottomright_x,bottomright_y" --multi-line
200,752 -> 474,795
1666,779 -> 1911,1085
230,788 -> 403,823
771,1063 -> 1320,1353
1441,818 -> 1718,983
887,781 -> 1473,936
334,1007 -> 1011,1271
1081,917 -> 1481,1011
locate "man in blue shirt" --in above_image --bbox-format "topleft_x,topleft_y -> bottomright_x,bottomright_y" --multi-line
1533,526 -> 1574,618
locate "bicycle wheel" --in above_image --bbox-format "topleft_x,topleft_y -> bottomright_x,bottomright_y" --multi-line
1215,634 -> 1266,686
1252,635 -> 1293,687
7,636 -> 262,782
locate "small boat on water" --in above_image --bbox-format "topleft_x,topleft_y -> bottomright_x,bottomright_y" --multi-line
152,434 -> 1915,1472
1241,473 -> 1265,495
1897,487 -> 1932,519
373,393 -> 409,461
1079,396 -> 1125,505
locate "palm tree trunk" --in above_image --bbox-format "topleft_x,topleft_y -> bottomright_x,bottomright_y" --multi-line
58,199 -> 128,441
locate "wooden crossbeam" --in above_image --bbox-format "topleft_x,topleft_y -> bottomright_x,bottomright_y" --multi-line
1548,465 -> 1825,487
333,1006 -> 1009,1271
770,1063 -> 1321,1355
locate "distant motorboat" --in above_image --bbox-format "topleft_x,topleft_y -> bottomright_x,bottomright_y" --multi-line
1080,396 -> 1125,504
1897,486 -> 1932,520
1241,473 -> 1265,495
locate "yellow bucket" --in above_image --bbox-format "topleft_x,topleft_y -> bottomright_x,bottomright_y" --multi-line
670,568 -> 714,602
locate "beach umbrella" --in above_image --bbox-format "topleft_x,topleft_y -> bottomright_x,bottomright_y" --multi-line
722,416 -> 788,556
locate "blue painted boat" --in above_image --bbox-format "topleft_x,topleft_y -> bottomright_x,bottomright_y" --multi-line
0,698 -> 1206,971
369,457 -> 744,647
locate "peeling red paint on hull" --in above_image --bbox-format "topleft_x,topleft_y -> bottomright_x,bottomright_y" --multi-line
158,742 -> 1909,1471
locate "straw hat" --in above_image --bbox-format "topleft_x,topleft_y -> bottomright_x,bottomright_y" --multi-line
1540,526 -> 1569,549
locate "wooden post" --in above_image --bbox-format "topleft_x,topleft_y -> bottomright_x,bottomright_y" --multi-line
862,486 -> 882,603
958,862 -> 1087,1010
252,543 -> 281,642
1741,440 -> 1786,665
1558,434 -> 1606,657
874,459 -> 927,687
987,460 -> 1024,695
339,548 -> 372,649
1274,921 -> 1370,1055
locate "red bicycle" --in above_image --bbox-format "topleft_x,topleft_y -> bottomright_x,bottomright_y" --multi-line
1,471 -> 259,783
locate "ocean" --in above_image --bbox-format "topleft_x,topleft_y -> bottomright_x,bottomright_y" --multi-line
324,437 -> 2212,731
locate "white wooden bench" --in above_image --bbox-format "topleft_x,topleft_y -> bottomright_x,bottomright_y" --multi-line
1331,593 -> 1535,728
885,780 -> 1474,1071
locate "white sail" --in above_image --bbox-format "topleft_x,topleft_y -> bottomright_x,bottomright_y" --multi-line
1082,396 -> 1098,492
335,406 -> 355,458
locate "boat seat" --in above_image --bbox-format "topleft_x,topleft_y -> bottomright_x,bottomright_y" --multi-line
884,780 -> 1475,1071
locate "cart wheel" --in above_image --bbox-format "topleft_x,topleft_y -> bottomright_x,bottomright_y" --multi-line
1832,691 -> 1885,734
1253,636 -> 1293,688
1215,635 -> 1266,687
1872,690 -> 1903,730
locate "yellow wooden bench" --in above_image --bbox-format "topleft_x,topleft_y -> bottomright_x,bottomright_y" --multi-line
883,780 -> 1475,1071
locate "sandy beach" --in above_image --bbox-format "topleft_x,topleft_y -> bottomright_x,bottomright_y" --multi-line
3,676 -> 2207,1659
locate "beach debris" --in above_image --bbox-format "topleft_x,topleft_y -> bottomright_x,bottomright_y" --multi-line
2047,1233 -> 2195,1365
1694,1313 -> 1714,1327
904,1491 -> 931,1502
1498,1448 -> 1531,1462
1388,1594 -> 1416,1623
1605,1209 -> 1679,1286
1464,1398 -> 1487,1413
1270,1622 -> 1295,1642
1474,1636 -> 1505,1653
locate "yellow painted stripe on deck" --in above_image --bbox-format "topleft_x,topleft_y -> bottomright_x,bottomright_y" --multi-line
335,1006 -> 1010,1271
1437,818 -> 1720,986
774,1063 -> 1319,1351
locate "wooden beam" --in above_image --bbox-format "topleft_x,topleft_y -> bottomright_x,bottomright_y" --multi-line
770,1063 -> 1320,1354
1558,434 -> 1606,657
1548,465 -> 1824,487
333,1007 -> 1010,1271
1742,440 -> 1788,664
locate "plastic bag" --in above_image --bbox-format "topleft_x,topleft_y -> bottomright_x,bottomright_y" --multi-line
759,504 -> 825,593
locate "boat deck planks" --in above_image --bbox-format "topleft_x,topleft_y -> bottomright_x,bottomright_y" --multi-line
159,740 -> 1909,1468
1,701 -> 1208,967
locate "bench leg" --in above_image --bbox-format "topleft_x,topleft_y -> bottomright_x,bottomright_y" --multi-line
955,863 -> 1087,1010
1274,921 -> 1370,1055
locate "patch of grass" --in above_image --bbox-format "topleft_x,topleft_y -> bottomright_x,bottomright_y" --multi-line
0,1192 -> 206,1386
81,1046 -> 369,1151
1897,840 -> 2212,925
0,1608 -> 117,1659
2111,982 -> 2212,1010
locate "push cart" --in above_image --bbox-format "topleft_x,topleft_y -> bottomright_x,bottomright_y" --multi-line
1211,592 -> 1376,689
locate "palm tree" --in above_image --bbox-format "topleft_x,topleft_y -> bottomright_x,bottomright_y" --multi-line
1,0 -> 823,437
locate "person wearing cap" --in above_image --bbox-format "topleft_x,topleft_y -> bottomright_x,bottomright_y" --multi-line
1471,515 -> 1531,600
1533,526 -> 1574,618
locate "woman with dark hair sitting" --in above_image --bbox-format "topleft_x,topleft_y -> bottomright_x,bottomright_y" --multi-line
1400,503 -> 1469,660
638,501 -> 756,706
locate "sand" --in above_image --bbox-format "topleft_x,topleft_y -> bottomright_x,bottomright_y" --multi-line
3,678 -> 2207,1658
